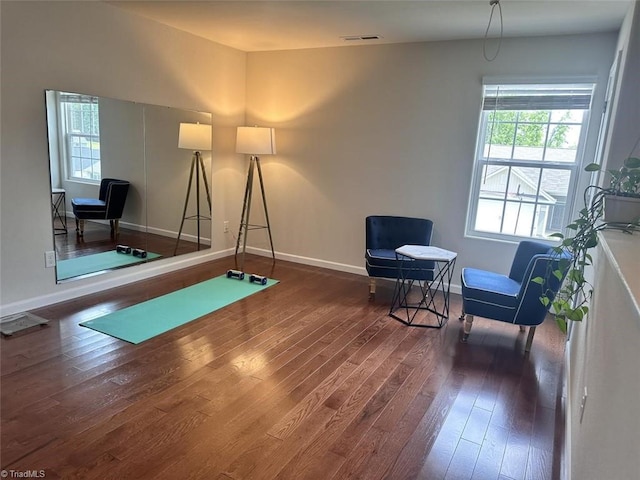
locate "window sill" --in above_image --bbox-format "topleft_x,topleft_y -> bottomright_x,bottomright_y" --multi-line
65,178 -> 101,187
464,229 -> 560,245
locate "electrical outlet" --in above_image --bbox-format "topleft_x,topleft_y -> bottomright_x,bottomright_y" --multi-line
45,251 -> 56,268
223,221 -> 229,233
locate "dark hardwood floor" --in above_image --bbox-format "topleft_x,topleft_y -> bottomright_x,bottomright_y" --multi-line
54,219 -> 205,261
1,255 -> 565,479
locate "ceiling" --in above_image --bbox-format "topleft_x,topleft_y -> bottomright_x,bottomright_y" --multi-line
107,0 -> 631,52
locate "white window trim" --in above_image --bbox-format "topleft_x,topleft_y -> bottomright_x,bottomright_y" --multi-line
465,78 -> 596,243
56,91 -> 101,185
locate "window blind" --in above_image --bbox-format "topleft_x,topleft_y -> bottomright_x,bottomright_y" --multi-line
483,84 -> 594,111
59,92 -> 98,104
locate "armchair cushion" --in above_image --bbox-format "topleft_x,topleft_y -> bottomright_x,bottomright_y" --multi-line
461,268 -> 520,323
71,198 -> 107,216
366,248 -> 435,281
366,248 -> 398,270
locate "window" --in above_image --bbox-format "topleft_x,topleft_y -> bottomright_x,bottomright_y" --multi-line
58,93 -> 101,182
466,82 -> 595,241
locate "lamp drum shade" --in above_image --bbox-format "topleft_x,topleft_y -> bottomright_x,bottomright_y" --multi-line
236,126 -> 276,155
178,123 -> 212,151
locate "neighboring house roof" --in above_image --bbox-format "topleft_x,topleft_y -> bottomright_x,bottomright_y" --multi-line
482,165 -> 558,204
483,144 -> 576,197
518,166 -> 571,198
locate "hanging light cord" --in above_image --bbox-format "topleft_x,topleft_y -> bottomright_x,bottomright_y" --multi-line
483,0 -> 503,62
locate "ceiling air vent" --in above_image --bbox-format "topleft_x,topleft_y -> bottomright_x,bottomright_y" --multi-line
340,35 -> 383,42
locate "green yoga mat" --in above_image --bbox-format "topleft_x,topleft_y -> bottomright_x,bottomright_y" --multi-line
57,250 -> 161,280
79,274 -> 278,344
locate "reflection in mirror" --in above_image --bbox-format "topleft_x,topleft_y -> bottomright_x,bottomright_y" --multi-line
144,105 -> 212,256
45,90 -> 212,283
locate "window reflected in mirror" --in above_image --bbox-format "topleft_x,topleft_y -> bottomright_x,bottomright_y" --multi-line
45,90 -> 212,283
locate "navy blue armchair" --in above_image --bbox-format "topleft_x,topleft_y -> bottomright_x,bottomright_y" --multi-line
71,178 -> 130,237
365,215 -> 434,297
460,240 -> 570,352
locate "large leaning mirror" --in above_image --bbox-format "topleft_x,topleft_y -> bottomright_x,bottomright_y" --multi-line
45,90 -> 212,283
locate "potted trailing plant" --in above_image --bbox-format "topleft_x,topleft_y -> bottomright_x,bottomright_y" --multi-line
534,156 -> 640,333
599,156 -> 640,223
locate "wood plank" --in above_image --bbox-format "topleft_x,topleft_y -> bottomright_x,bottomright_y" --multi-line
471,423 -> 509,480
272,330 -> 426,479
444,438 -> 482,480
1,255 -> 566,479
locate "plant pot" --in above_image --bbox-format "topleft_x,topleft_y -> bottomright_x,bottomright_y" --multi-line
603,194 -> 640,224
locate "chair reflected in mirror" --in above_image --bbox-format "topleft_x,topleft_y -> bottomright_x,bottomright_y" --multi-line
71,178 -> 130,237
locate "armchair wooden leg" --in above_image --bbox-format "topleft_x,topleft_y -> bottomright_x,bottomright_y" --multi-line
76,219 -> 85,237
525,326 -> 536,353
462,314 -> 474,342
369,278 -> 376,298
459,307 -> 465,321
110,219 -> 120,237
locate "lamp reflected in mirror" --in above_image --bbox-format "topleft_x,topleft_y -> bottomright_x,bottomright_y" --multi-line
174,122 -> 212,255
45,90 -> 212,283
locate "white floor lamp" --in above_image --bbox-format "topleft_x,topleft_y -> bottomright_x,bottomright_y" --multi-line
174,122 -> 212,255
235,126 -> 276,270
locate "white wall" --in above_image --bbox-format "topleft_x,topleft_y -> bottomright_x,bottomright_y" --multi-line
567,2 -> 640,479
568,231 -> 640,479
0,1 -> 620,315
0,1 -> 246,312
244,34 -> 617,278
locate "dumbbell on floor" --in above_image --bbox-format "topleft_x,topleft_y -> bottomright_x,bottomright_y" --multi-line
249,274 -> 268,285
226,269 -> 245,280
132,248 -> 147,258
116,245 -> 132,254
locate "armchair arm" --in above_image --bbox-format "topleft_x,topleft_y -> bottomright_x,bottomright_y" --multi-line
513,251 -> 570,326
104,181 -> 130,219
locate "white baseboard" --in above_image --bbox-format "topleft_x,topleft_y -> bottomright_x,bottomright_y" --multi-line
144,224 -> 211,245
1,246 -> 462,318
246,246 -> 368,277
245,246 -> 463,295
115,219 -> 147,234
64,216 -> 148,234
0,248 -> 233,318
61,215 -> 211,245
